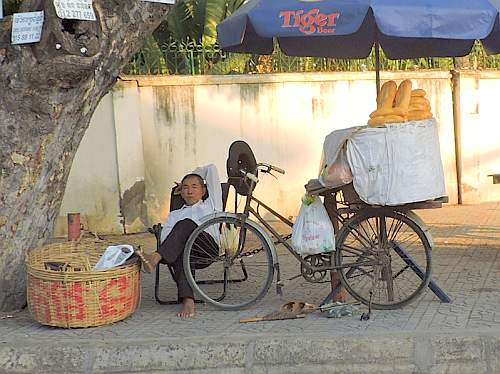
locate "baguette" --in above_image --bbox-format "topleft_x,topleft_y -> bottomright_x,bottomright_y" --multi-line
368,114 -> 406,127
409,103 -> 431,112
369,106 -> 408,118
409,96 -> 430,107
407,111 -> 433,121
377,81 -> 398,109
394,79 -> 413,111
411,89 -> 427,97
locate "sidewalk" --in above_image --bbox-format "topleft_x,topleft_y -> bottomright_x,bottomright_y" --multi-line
2,202 -> 500,373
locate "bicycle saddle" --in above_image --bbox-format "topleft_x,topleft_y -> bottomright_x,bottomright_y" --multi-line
226,140 -> 257,196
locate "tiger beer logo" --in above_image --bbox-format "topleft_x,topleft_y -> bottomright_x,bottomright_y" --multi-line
279,8 -> 340,35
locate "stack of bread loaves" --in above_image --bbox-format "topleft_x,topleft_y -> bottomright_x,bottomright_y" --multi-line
368,80 -> 433,127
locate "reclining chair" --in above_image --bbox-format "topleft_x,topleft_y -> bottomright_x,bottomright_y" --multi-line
149,141 -> 258,305
149,183 -> 230,304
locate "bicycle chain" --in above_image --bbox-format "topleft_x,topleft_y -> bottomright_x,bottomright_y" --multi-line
231,233 -> 292,258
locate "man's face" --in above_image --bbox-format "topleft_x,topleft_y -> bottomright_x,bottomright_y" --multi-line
180,176 -> 205,206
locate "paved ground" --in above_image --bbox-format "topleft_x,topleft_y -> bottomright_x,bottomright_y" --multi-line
2,202 -> 500,373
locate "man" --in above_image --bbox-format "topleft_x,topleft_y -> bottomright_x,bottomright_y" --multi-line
138,164 -> 222,318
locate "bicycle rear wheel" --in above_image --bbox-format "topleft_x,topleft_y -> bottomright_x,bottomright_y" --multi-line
183,215 -> 274,310
335,210 -> 432,309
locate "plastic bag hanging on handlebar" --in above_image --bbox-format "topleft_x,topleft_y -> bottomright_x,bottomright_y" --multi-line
291,195 -> 335,256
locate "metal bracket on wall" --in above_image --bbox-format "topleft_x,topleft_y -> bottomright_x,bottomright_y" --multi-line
488,174 -> 500,184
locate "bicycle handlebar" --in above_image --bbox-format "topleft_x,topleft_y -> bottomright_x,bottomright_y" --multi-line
258,163 -> 285,175
239,163 -> 285,185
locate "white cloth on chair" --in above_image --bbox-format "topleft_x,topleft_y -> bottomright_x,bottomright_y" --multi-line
160,164 -> 222,243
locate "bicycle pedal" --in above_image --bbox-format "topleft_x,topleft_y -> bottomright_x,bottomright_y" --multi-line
360,312 -> 370,321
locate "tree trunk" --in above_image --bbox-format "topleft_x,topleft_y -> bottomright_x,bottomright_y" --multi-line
0,0 -> 170,312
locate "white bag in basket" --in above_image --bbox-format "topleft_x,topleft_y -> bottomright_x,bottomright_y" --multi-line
94,244 -> 135,271
292,196 -> 335,256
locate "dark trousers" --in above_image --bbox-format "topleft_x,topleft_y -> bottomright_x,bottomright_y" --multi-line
158,219 -> 218,301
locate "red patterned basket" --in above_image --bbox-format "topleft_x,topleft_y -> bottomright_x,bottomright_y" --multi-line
26,239 -> 141,328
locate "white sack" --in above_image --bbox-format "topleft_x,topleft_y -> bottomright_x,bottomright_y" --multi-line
346,119 -> 446,205
94,244 -> 135,270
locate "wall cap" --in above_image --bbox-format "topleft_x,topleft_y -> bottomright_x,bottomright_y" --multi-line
118,70 -> 452,87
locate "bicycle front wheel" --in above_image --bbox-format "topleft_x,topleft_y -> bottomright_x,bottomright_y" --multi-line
335,210 -> 432,309
183,215 -> 274,310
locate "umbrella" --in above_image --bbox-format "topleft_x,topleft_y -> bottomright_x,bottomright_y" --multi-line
217,0 -> 500,94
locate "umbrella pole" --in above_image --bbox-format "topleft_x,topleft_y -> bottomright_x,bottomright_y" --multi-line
374,38 -> 381,99
451,64 -> 463,205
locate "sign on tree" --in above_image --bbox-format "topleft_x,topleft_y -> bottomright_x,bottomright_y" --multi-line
53,0 -> 97,21
142,0 -> 176,4
11,11 -> 44,45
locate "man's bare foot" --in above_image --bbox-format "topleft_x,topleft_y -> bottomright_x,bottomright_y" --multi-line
136,250 -> 161,273
177,298 -> 195,318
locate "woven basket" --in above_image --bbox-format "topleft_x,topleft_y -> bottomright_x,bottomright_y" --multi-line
26,239 -> 141,328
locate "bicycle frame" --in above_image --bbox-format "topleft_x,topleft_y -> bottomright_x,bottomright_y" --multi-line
237,174 -> 379,274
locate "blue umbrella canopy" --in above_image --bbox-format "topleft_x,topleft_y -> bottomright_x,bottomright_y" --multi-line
217,0 -> 500,59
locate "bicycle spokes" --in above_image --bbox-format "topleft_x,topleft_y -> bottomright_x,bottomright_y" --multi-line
184,216 -> 274,310
336,211 -> 432,309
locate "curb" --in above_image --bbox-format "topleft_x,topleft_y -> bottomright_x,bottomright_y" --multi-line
1,332 -> 499,373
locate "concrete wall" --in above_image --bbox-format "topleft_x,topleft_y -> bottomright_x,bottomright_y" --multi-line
459,71 -> 500,203
54,71 -> 500,236
54,94 -> 122,236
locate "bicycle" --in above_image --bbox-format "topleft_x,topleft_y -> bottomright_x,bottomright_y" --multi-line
182,141 -> 436,311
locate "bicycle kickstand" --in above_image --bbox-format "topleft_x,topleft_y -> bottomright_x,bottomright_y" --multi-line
275,263 -> 283,296
360,291 -> 373,321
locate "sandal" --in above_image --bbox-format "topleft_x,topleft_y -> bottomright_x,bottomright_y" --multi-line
280,301 -> 316,314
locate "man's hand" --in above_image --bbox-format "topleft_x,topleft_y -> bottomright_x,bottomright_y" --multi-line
173,181 -> 181,195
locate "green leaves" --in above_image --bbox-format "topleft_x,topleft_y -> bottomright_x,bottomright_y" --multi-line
157,0 -> 245,46
164,0 -> 194,41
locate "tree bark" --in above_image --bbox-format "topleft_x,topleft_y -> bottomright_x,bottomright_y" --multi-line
0,0 -> 170,312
